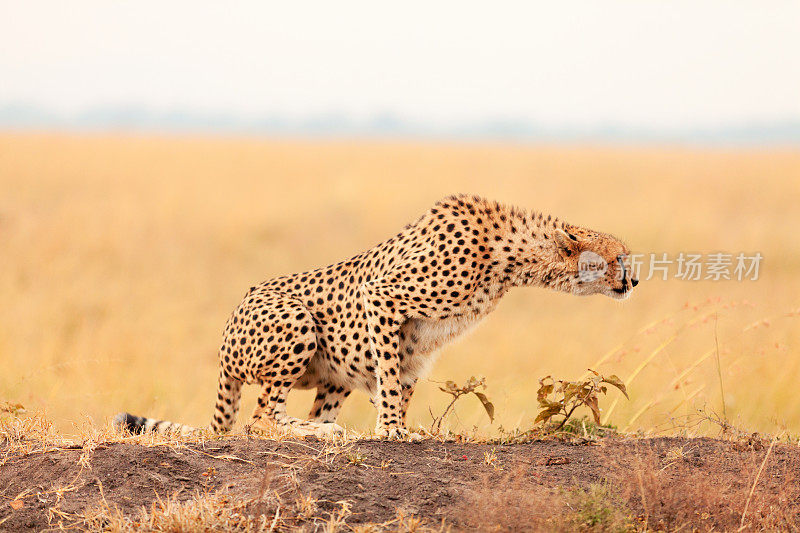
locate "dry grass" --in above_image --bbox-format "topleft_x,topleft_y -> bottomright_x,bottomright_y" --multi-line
76,493 -> 432,533
63,492 -> 277,532
5,406 -> 800,531
455,442 -> 800,532
613,444 -> 800,531
1,133 -> 799,439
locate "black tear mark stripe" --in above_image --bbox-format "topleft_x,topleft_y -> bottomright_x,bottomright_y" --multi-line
617,255 -> 628,287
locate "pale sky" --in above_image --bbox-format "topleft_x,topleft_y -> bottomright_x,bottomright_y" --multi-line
1,1 -> 799,129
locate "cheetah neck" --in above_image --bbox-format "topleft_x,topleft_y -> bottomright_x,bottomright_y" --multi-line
484,203 -> 574,293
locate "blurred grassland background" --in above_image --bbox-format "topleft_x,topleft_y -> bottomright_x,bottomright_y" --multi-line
1,133 -> 799,437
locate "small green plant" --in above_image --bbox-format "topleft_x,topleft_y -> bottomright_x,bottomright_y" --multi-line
430,376 -> 495,434
345,451 -> 366,466
535,370 -> 628,431
560,416 -> 618,439
489,425 -> 532,445
562,483 -> 635,532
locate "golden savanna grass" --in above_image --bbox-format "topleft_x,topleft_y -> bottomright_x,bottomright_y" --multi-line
1,133 -> 799,438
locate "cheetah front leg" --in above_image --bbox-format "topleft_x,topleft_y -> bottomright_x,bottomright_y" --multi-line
363,282 -> 420,440
399,379 -> 417,426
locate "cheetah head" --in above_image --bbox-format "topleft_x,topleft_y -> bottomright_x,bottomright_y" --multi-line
553,227 -> 637,300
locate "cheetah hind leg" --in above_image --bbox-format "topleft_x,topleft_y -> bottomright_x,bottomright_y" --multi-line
308,383 -> 351,423
237,292 -> 344,438
251,380 -> 344,438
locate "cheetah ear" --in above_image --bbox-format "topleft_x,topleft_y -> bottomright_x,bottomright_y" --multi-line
554,229 -> 581,259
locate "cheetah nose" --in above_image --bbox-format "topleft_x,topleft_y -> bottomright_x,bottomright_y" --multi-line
631,279 -> 639,288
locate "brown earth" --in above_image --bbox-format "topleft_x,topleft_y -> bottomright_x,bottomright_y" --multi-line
2,435 -> 799,531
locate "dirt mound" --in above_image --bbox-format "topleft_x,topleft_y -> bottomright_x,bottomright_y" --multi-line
2,436 -> 798,531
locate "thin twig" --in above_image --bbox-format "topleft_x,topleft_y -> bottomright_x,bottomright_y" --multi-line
432,393 -> 462,433
713,312 -> 727,422
739,437 -> 776,531
635,449 -> 649,532
555,404 -> 581,431
268,506 -> 280,532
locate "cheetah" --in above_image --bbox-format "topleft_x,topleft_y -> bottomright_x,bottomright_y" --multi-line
115,194 -> 637,439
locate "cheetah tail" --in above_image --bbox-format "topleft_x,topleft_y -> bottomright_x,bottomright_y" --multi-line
113,413 -> 198,436
113,371 -> 243,437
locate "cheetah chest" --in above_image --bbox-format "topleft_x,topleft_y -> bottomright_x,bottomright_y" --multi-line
398,309 -> 493,382
403,315 -> 480,354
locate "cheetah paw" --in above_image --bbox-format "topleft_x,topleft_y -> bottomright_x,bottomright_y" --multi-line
314,422 -> 345,438
375,427 -> 423,442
